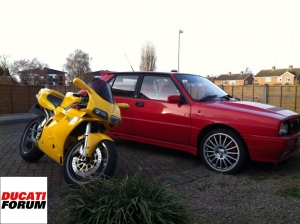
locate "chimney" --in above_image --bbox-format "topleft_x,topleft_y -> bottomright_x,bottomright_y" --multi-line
289,65 -> 293,69
272,66 -> 276,70
240,71 -> 243,74
228,72 -> 231,75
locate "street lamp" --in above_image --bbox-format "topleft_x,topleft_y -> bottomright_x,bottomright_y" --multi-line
178,29 -> 183,72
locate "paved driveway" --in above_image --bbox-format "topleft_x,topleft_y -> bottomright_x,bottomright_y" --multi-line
0,120 -> 210,203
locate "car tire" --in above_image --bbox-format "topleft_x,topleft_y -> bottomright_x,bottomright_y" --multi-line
200,128 -> 248,174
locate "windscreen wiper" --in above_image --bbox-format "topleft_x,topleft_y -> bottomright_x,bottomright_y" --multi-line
219,94 -> 232,100
199,95 -> 217,102
220,94 -> 240,101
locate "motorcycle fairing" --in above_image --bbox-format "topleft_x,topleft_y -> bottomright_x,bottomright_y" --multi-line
36,107 -> 115,164
36,109 -> 86,164
37,89 -> 65,111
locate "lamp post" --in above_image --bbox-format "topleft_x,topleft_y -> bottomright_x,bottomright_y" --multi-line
178,29 -> 183,72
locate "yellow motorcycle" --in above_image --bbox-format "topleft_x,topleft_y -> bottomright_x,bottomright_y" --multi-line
19,78 -> 129,184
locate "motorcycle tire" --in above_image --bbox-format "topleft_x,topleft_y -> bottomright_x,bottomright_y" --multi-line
20,116 -> 45,162
63,139 -> 118,184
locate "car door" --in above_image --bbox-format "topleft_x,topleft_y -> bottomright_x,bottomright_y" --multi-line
109,74 -> 138,136
132,75 -> 192,145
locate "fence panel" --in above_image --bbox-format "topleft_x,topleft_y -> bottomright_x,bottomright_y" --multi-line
11,86 -> 30,113
0,85 -> 12,114
281,86 -> 296,111
268,86 -> 281,108
242,86 -> 254,101
253,86 -> 264,103
2,84 -> 300,115
223,86 -> 233,96
232,86 -> 243,100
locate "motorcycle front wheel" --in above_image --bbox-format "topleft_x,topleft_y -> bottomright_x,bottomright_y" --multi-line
20,116 -> 45,162
63,139 -> 118,184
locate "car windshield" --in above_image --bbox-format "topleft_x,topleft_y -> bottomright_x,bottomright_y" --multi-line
175,74 -> 228,101
87,78 -> 114,104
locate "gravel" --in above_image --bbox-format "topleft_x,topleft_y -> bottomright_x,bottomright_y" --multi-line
170,151 -> 300,224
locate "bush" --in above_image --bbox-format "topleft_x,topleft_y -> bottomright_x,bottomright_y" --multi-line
56,168 -> 190,224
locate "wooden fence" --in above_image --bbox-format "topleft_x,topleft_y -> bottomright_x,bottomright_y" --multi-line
1,84 -> 300,115
222,84 -> 300,113
0,85 -> 79,115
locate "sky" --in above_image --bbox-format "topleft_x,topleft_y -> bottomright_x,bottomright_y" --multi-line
1,0 -> 300,77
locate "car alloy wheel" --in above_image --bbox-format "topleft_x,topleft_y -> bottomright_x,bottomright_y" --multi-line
200,128 -> 247,174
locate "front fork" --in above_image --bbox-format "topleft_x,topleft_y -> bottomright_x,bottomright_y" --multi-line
81,122 -> 92,161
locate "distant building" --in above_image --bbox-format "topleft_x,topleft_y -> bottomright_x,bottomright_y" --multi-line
214,72 -> 253,86
19,68 -> 66,86
83,71 -> 102,81
83,70 -> 112,81
206,75 -> 216,83
254,65 -> 300,85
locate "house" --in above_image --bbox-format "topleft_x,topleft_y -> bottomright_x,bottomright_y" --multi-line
206,75 -> 216,83
83,70 -> 113,81
19,68 -> 66,86
254,65 -> 300,85
83,71 -> 102,81
213,72 -> 254,86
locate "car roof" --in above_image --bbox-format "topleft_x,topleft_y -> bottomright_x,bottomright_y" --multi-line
100,70 -> 199,76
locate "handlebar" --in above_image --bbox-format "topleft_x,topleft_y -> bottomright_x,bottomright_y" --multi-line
71,103 -> 88,110
78,104 -> 87,109
73,93 -> 83,97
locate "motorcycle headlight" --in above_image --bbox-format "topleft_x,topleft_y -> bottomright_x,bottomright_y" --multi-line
279,121 -> 288,136
109,115 -> 121,125
92,108 -> 108,120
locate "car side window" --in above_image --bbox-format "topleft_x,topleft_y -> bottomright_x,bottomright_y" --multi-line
139,76 -> 159,100
110,75 -> 138,98
139,76 -> 179,101
158,77 -> 180,101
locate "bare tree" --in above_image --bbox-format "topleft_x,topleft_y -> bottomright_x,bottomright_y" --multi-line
63,49 -> 92,83
12,58 -> 48,85
244,67 -> 253,73
139,42 -> 157,71
0,55 -> 12,76
0,55 -> 20,85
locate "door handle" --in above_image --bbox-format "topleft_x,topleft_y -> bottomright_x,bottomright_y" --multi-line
135,102 -> 144,107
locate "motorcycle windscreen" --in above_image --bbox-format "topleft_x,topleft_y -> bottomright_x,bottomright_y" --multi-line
87,78 -> 114,104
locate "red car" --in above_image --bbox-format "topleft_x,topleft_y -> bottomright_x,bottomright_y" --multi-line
97,70 -> 300,174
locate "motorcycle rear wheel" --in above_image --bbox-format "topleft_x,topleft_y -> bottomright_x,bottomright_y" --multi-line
20,116 -> 45,162
63,139 -> 118,184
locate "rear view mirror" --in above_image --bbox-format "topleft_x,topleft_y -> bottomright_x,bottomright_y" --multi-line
117,103 -> 130,110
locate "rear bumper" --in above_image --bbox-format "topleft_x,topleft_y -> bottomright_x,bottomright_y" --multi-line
243,133 -> 300,162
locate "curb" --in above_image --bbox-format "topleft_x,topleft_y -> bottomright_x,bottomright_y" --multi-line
0,114 -> 38,124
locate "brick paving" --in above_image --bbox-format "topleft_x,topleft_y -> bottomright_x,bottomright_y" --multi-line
0,119 -> 211,208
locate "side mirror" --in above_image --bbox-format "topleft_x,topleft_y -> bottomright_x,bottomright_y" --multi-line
117,103 -> 130,110
167,95 -> 181,104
